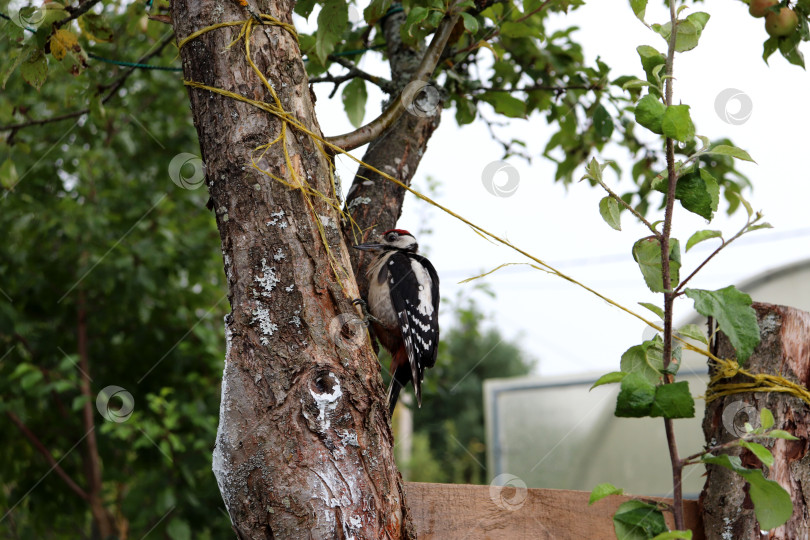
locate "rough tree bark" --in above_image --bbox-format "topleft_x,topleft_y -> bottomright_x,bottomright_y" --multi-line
701,302 -> 810,540
171,1 -> 414,537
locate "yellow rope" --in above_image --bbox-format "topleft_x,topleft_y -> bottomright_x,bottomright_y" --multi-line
178,14 -> 810,407
705,357 -> 810,405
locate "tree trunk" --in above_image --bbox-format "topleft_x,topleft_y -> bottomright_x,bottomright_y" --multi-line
342,8 -> 443,292
171,1 -> 413,537
700,302 -> 810,540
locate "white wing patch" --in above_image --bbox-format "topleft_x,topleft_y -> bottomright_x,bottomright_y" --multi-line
410,259 -> 434,317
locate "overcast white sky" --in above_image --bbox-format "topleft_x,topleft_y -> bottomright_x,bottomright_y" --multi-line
304,0 -> 810,377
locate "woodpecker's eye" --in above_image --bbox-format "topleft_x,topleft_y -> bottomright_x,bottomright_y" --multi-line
386,232 -> 397,242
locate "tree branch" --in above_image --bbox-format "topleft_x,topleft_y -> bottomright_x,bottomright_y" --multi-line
660,0 -> 684,531
594,177 -> 660,238
674,216 -> 762,295
6,410 -> 90,501
0,32 -> 175,132
473,83 -> 603,94
326,55 -> 396,93
325,5 -> 462,151
56,0 -> 104,28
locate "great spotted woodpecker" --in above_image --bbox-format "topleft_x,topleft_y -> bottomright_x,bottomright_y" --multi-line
353,229 -> 440,416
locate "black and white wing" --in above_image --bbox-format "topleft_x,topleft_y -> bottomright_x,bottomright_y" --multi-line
386,252 -> 440,406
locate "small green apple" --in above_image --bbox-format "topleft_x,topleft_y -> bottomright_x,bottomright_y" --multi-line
765,7 -> 799,37
749,0 -> 778,18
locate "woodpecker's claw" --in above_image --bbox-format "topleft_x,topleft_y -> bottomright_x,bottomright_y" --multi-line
352,298 -> 381,326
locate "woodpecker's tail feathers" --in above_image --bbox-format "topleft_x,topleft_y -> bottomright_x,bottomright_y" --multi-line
387,363 -> 412,417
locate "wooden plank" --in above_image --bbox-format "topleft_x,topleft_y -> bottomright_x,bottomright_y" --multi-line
405,482 -> 704,539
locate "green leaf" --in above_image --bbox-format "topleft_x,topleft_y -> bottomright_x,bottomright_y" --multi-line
315,0 -> 349,64
731,191 -> 755,218
2,45 -> 29,89
620,340 -> 664,385
615,372 -> 656,417
629,0 -> 648,23
341,78 -> 367,128
363,0 -> 392,24
673,167 -> 719,220
581,157 -> 609,183
20,47 -> 48,91
455,97 -> 476,125
760,408 -> 775,430
78,13 -> 113,42
767,429 -> 799,440
685,229 -> 722,252
763,36 -> 779,64
705,144 -> 755,163
599,196 -> 621,231
592,104 -> 614,139
661,104 -> 695,142
404,6 -> 429,36
650,381 -> 695,419
652,532 -> 692,540
0,158 -> 19,189
746,222 -> 773,233
677,323 -> 708,345
500,21 -> 536,38
779,33 -> 805,68
460,12 -> 479,34
639,302 -> 665,319
741,441 -> 774,467
613,499 -> 668,539
637,45 -> 665,84
685,286 -> 760,363
653,12 -> 710,53
20,369 -> 44,390
702,453 -> 793,530
634,94 -> 665,135
591,371 -> 626,390
632,237 -> 681,293
480,93 -> 526,118
167,518 -> 192,540
294,0 -> 318,18
589,482 -> 624,505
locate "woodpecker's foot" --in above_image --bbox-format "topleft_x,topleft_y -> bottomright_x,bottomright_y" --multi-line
352,298 -> 381,326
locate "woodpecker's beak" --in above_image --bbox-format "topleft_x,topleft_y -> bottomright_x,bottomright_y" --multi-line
353,242 -> 385,252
